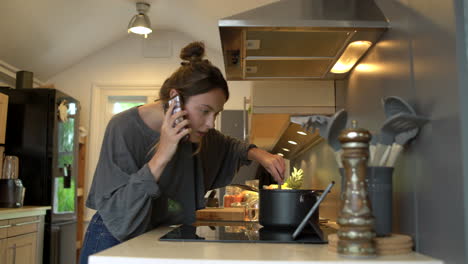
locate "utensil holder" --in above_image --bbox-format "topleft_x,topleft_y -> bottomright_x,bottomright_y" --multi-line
340,167 -> 393,237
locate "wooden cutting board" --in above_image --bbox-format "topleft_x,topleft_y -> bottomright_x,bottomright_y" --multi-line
328,233 -> 413,256
196,207 -> 245,221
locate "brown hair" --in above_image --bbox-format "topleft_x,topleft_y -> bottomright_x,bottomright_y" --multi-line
154,42 -> 228,155
159,41 -> 229,105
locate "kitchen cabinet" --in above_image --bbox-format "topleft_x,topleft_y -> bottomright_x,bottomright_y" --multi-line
6,232 -> 37,264
0,207 -> 49,264
250,80 -> 335,114
0,92 -> 8,144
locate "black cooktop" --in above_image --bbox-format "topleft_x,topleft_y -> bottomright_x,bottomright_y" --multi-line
159,223 -> 332,244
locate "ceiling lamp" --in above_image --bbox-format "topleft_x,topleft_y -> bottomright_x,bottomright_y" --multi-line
128,2 -> 152,38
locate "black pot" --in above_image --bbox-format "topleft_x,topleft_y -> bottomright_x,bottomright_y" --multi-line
259,189 -> 321,228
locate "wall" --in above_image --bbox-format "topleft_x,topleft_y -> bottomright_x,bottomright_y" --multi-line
295,0 -> 467,263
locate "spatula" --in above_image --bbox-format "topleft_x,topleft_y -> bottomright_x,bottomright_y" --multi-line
369,133 -> 378,165
385,128 -> 419,167
373,113 -> 429,166
382,96 -> 416,118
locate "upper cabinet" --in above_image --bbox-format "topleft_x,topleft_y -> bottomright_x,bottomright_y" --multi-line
250,80 -> 335,115
0,93 -> 8,144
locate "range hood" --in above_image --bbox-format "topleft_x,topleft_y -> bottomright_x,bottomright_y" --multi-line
219,0 -> 388,80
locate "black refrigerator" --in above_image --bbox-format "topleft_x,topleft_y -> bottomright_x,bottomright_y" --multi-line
0,87 -> 79,264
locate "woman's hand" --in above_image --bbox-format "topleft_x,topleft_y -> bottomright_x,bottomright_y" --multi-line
148,102 -> 191,180
248,148 -> 285,184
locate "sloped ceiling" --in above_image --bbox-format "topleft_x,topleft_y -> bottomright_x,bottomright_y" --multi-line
0,0 -> 277,81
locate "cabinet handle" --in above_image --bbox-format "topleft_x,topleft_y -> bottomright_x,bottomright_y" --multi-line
0,224 -> 12,229
13,220 -> 41,226
243,97 -> 250,142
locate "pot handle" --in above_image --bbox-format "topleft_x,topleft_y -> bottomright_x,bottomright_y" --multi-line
292,181 -> 335,240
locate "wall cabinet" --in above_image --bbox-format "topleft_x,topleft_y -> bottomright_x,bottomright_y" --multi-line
0,92 -> 8,144
0,214 -> 44,264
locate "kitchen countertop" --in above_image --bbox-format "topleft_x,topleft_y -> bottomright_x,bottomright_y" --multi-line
89,226 -> 444,264
0,206 -> 51,220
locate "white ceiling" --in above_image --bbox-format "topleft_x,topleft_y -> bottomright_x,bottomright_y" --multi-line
0,0 -> 277,81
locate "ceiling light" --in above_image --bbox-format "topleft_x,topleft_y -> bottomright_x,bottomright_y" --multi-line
331,41 -> 372,74
288,140 -> 298,145
282,148 -> 290,152
277,153 -> 284,156
297,131 -> 307,135
128,2 -> 152,38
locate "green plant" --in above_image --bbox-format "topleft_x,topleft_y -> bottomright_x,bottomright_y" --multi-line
285,167 -> 304,189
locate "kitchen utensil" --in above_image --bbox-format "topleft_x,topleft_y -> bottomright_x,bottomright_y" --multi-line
369,133 -> 378,165
382,96 -> 416,118
259,188 -> 324,228
372,113 -> 429,166
291,110 -> 347,167
0,179 -> 24,208
371,96 -> 415,166
385,128 -> 419,167
325,110 -> 347,168
339,167 -> 394,236
2,156 -> 19,179
292,181 -> 335,240
290,115 -> 329,138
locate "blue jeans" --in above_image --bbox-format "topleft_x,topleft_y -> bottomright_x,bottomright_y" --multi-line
79,213 -> 121,264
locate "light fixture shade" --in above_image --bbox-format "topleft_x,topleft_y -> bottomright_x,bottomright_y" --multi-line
128,14 -> 152,35
128,2 -> 152,37
331,41 -> 372,74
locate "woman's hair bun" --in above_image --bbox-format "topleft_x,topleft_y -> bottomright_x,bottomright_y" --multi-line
180,41 -> 205,62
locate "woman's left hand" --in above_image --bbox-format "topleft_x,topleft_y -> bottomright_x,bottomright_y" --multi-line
248,148 -> 285,184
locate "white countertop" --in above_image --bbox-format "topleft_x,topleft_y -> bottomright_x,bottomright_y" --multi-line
89,226 -> 443,264
0,205 -> 50,220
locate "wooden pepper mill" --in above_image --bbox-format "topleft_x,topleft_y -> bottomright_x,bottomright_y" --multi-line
337,120 -> 376,257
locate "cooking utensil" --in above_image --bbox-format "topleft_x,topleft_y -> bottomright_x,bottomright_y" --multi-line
292,181 -> 335,240
369,133 -> 378,165
385,128 -> 419,167
371,96 -> 415,166
325,110 -> 347,168
259,188 -> 324,228
290,115 -> 329,138
382,96 -> 416,118
372,113 -> 428,166
291,110 -> 347,167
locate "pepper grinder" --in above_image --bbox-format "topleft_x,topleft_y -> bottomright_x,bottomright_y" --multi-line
337,120 -> 376,257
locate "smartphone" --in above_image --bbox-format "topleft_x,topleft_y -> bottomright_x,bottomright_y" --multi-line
166,95 -> 189,141
168,95 -> 185,127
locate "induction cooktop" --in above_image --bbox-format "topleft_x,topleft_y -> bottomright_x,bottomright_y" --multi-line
159,223 -> 333,244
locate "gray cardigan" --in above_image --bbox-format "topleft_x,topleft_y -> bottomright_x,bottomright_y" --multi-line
86,107 -> 255,241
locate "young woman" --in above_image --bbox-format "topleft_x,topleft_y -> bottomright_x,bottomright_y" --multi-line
79,42 -> 285,264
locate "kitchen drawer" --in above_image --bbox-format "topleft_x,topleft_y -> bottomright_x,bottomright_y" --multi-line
0,220 -> 8,239
7,216 -> 39,237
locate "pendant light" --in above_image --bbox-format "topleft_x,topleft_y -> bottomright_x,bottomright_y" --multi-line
128,2 -> 152,38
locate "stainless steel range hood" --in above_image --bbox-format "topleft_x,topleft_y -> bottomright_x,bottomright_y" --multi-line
219,0 -> 388,80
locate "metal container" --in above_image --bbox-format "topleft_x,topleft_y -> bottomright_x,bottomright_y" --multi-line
259,189 -> 321,228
